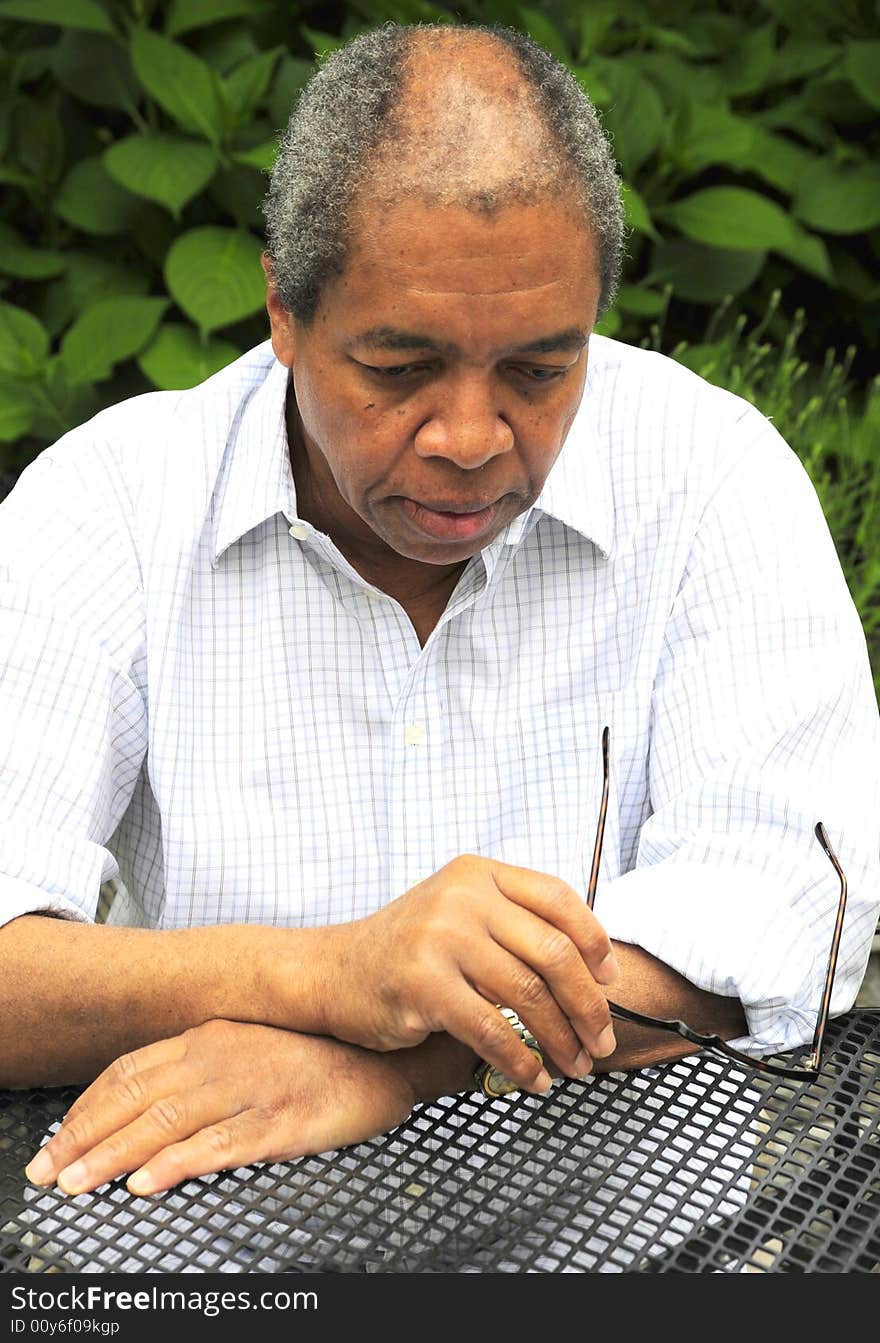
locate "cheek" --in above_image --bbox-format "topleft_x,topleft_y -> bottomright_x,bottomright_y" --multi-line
293,366 -> 366,469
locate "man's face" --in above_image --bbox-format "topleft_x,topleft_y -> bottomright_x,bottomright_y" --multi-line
265,196 -> 600,570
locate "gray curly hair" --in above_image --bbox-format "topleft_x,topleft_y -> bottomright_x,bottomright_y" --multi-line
263,22 -> 625,323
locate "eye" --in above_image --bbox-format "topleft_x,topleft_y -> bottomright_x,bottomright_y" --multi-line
361,362 -> 425,379
512,365 -> 568,383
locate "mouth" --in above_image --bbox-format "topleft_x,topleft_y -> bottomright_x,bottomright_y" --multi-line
400,496 -> 501,541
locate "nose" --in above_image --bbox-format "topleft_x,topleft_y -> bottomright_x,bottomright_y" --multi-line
413,373 -> 515,469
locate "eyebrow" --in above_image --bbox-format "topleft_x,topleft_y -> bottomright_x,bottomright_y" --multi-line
351,326 -> 588,356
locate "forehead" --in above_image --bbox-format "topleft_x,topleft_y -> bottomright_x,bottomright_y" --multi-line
319,196 -> 599,335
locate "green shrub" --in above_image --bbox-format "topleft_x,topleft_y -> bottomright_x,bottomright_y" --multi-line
655,291 -> 880,698
0,0 -> 877,468
0,0 -> 877,692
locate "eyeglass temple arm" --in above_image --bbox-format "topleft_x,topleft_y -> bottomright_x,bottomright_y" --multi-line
585,731 -> 845,1081
806,821 -> 847,1071
605,999 -> 818,1082
585,725 -> 609,911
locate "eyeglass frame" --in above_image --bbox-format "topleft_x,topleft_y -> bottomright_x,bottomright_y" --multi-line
586,726 -> 848,1084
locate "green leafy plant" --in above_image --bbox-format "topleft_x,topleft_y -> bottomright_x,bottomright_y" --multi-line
0,0 -> 877,462
0,1 -> 877,668
652,291 -> 880,698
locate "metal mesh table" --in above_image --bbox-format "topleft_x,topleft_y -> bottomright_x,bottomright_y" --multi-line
2,1011 -> 878,1274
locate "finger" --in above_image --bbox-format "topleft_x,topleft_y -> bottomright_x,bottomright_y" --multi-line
25,1037 -> 196,1188
126,1107 -> 292,1197
54,1081 -> 244,1196
486,860 -> 619,983
436,979 -> 554,1095
482,902 -> 616,1069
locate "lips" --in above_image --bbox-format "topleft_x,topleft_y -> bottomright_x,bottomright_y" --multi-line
400,496 -> 500,541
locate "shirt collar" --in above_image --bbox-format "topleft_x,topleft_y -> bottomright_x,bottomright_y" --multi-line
211,346 -> 615,567
499,385 -> 615,558
211,352 -> 295,567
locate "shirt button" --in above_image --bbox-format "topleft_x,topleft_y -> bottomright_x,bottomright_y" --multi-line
404,724 -> 426,746
288,522 -> 309,540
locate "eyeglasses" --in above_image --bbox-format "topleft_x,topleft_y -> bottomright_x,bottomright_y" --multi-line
587,727 -> 848,1083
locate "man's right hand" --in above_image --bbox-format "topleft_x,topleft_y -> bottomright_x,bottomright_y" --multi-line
316,854 -> 620,1093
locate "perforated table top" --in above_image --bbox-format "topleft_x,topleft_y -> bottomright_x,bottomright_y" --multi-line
2,1010 -> 878,1274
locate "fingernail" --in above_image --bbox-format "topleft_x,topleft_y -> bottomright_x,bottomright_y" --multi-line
596,953 -> 619,985
127,1169 -> 156,1196
56,1160 -> 89,1195
24,1149 -> 55,1186
534,1068 -> 553,1094
595,1024 -> 617,1058
573,1049 -> 592,1077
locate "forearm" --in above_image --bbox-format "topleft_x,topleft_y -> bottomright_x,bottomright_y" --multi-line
392,940 -> 748,1104
0,913 -> 335,1087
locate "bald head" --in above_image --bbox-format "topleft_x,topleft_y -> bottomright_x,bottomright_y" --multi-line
263,22 -> 624,322
366,28 -> 574,217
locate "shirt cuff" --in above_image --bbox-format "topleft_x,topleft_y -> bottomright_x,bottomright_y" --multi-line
0,876 -> 91,929
594,861 -> 822,1057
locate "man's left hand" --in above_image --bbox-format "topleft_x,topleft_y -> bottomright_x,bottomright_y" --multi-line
24,1020 -> 416,1197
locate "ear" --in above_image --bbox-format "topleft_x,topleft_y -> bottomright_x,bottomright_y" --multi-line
262,252 -> 296,368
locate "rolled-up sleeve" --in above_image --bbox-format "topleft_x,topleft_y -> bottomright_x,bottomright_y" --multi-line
597,413 -> 880,1056
0,444 -> 147,926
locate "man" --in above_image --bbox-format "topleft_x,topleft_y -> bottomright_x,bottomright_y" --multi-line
2,23 -> 878,1203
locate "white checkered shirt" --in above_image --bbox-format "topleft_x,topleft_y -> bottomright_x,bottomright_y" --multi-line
1,336 -> 878,1057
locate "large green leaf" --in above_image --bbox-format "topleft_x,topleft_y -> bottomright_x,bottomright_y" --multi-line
829,246 -> 880,303
620,183 -> 658,240
51,31 -> 140,113
592,59 -> 664,176
0,375 -> 37,442
60,296 -> 168,386
220,47 -> 283,126
130,29 -> 224,145
0,223 -> 65,279
685,13 -> 744,55
104,133 -> 218,216
517,6 -> 571,61
593,308 -> 621,338
10,45 -> 55,84
577,0 -> 619,57
633,52 -> 723,115
166,0 -> 268,38
769,37 -> 839,86
137,322 -> 240,390
0,302 -> 49,378
571,63 -> 612,108
231,139 -> 278,172
13,93 -> 64,184
747,129 -> 817,194
164,227 -> 266,335
38,253 -> 151,337
793,165 -> 880,235
614,285 -> 667,317
54,156 -> 140,236
639,24 -> 705,59
268,55 -> 314,130
0,0 -> 114,33
194,27 -> 258,75
299,26 -> 344,58
719,25 -> 775,97
0,166 -> 34,189
845,40 -> 880,109
658,188 -> 833,282
671,106 -> 754,174
207,165 -> 265,229
804,76 -> 876,125
647,239 -> 766,303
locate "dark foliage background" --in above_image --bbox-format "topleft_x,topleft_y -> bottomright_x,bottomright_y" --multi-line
0,0 -> 877,684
